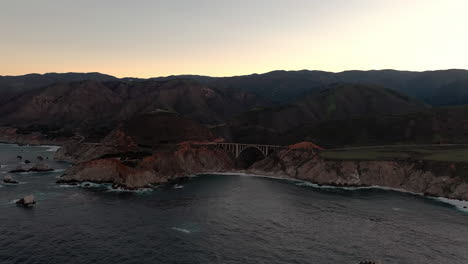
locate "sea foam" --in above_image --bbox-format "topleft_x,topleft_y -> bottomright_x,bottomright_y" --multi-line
171,227 -> 192,234
43,145 -> 61,152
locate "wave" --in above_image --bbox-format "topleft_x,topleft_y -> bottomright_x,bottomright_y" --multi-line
56,182 -> 106,189
55,184 -> 79,188
433,197 -> 468,213
173,184 -> 184,189
105,186 -> 154,194
171,227 -> 191,234
42,145 -> 61,152
9,199 -> 19,204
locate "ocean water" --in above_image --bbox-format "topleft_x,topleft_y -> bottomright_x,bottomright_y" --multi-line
1,144 -> 468,264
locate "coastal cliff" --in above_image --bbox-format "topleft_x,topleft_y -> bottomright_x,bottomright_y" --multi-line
55,139 -> 468,202
248,148 -> 468,201
47,110 -> 468,201
57,143 -> 234,189
0,127 -> 70,145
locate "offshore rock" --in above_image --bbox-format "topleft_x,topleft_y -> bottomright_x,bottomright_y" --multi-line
9,163 -> 54,173
29,163 -> 54,172
16,195 -> 36,207
9,165 -> 28,173
3,175 -> 19,184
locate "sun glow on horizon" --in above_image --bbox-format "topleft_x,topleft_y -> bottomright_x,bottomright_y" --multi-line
1,0 -> 467,78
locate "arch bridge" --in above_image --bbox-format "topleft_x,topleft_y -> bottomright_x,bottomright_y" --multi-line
198,142 -> 284,158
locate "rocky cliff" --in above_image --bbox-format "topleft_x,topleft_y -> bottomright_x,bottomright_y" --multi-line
0,127 -> 70,145
248,148 -> 468,201
57,143 -> 235,189
55,140 -> 468,202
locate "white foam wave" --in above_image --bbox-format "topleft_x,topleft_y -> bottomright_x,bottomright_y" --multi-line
9,199 -> 19,204
81,182 -> 107,188
2,182 -> 24,186
171,227 -> 191,234
42,145 -> 61,152
295,181 -> 468,213
55,184 -> 79,188
173,184 -> 184,189
106,186 -> 154,194
212,172 -> 292,181
433,197 -> 468,213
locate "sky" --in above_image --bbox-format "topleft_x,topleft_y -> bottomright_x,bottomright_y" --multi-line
1,0 -> 467,78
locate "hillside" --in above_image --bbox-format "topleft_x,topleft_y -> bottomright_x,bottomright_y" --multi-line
3,70 -> 468,107
113,111 -> 220,147
194,69 -> 468,106
214,83 -> 430,145
0,79 -> 266,140
0,72 -> 117,103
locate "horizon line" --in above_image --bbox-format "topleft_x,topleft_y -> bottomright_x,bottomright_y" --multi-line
1,68 -> 468,79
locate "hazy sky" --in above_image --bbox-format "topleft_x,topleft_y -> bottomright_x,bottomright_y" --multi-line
1,0 -> 467,77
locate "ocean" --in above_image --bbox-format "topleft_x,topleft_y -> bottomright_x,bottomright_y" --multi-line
1,144 -> 467,264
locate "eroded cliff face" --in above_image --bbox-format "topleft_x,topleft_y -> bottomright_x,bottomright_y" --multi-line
57,143 -> 235,189
248,149 -> 468,201
0,127 -> 69,145
54,129 -> 139,163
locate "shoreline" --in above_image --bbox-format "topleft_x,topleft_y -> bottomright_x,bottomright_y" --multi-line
2,142 -> 467,213
56,169 -> 468,213
210,172 -> 468,213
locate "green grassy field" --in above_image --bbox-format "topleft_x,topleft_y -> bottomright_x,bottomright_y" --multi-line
320,145 -> 468,162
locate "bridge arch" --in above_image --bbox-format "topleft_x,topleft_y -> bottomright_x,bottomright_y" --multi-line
237,145 -> 267,159
206,143 -> 282,159
236,146 -> 267,168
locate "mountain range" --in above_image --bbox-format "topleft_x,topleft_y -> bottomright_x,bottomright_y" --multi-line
2,70 -> 468,147
4,69 -> 468,106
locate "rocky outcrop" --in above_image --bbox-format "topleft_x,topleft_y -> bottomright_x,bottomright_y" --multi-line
57,143 -> 234,189
0,127 -> 69,145
16,195 -> 36,207
3,175 -> 18,184
54,141 -> 125,163
9,163 -> 54,173
29,163 -> 53,172
54,112 -> 223,163
9,165 -> 28,173
54,126 -> 140,163
248,149 -> 468,201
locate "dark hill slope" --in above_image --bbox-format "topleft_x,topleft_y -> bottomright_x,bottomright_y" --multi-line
209,69 -> 468,106
0,72 -> 117,103
4,69 -> 468,106
117,112 -> 219,147
212,70 -> 336,103
285,105 -> 468,148
214,84 -> 430,145
109,79 -> 266,124
0,79 -> 266,139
